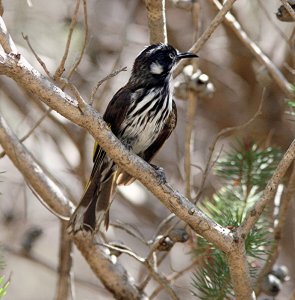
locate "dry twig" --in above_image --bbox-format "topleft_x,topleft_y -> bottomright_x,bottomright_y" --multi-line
67,0 -> 89,80
0,108 -> 51,159
281,0 -> 295,22
98,242 -> 180,300
210,0 -> 293,98
195,88 -> 266,203
54,0 -> 81,80
173,0 -> 237,77
90,66 -> 127,105
150,259 -> 200,299
22,33 -> 52,77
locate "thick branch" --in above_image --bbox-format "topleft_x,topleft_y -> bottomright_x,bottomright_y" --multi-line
145,0 -> 167,44
0,113 -> 146,300
0,114 -> 72,216
227,244 -> 255,300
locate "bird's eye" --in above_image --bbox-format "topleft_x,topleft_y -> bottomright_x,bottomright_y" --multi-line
169,53 -> 174,60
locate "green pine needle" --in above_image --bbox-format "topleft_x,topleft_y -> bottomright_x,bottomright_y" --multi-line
215,141 -> 281,192
191,142 -> 280,298
0,276 -> 9,298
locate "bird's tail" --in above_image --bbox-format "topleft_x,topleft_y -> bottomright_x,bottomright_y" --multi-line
68,156 -> 115,233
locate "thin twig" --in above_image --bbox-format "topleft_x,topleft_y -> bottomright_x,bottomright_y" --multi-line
194,88 -> 266,203
0,108 -> 51,159
0,16 -> 17,53
184,2 -> 200,200
98,242 -> 180,300
22,33 -> 52,77
257,0 -> 289,42
89,66 -> 127,105
0,0 -> 3,17
139,220 -> 181,290
281,0 -> 295,22
210,0 -> 293,98
184,90 -> 197,200
150,258 -> 200,299
54,0 -> 81,80
67,0 -> 89,80
152,213 -> 176,241
110,222 -> 148,245
173,0 -> 237,77
94,0 -> 139,109
67,82 -> 87,111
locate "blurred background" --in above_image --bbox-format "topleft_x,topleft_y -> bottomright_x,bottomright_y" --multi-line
0,0 -> 294,299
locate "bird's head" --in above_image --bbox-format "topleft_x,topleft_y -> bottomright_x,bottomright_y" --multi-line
130,43 -> 198,85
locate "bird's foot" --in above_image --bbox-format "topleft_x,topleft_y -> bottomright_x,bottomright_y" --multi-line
150,163 -> 167,184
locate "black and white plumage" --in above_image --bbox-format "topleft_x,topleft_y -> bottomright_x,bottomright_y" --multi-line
68,43 -> 198,233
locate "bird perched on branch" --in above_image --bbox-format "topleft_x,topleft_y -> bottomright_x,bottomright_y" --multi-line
68,43 -> 198,233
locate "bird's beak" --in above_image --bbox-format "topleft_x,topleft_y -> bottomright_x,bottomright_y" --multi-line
176,52 -> 198,60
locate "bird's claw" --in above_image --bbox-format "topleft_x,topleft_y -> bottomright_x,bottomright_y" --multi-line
150,163 -> 167,184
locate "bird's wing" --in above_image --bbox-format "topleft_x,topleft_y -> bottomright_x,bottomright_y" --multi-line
141,99 -> 177,162
92,85 -> 132,167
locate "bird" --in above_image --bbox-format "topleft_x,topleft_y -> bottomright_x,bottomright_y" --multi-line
68,43 -> 198,233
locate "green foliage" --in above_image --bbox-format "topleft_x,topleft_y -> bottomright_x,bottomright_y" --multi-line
0,276 -> 9,299
191,254 -> 233,300
215,141 -> 282,192
191,142 -> 281,299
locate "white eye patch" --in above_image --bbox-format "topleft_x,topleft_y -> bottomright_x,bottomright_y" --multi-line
150,62 -> 163,74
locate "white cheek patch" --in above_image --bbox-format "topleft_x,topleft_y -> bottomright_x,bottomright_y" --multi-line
150,62 -> 163,74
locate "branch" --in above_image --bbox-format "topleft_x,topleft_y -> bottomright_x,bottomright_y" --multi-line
98,242 -> 179,300
150,259 -> 200,299
255,162 -> 295,294
210,0 -> 293,98
0,114 -> 73,216
184,91 -> 197,199
22,33 -> 52,77
0,15 -> 17,53
227,244 -> 255,299
145,0 -> 167,44
281,0 -> 295,22
67,0 -> 89,80
239,139 -> 295,236
0,108 -> 51,159
0,113 -> 146,300
173,0 -> 237,77
54,0 -> 81,80
55,222 -> 74,300
195,88 -> 265,203
90,66 -> 127,105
